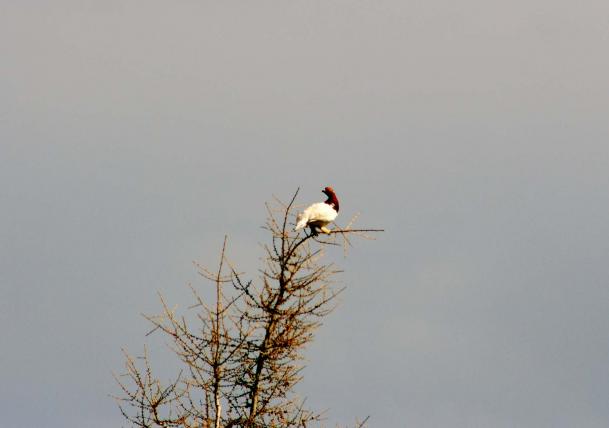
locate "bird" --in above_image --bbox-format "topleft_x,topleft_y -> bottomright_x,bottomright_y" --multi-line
294,186 -> 340,235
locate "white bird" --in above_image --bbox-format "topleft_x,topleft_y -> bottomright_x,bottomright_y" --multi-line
294,186 -> 340,235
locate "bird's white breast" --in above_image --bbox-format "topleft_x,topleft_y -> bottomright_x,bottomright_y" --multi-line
302,202 -> 338,223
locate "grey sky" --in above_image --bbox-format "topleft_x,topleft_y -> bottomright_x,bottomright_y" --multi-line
2,1 -> 609,427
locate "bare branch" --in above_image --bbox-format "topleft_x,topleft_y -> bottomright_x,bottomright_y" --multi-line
114,189 -> 380,427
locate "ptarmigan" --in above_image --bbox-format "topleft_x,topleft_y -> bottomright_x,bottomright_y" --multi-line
294,186 -> 340,235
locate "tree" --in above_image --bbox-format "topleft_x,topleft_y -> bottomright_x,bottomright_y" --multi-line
114,190 -> 382,427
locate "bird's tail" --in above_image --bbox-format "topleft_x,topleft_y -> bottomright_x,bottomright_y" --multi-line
294,213 -> 307,231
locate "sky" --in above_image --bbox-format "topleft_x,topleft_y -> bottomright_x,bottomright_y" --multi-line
2,1 -> 609,427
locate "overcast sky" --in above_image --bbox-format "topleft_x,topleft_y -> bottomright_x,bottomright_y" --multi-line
2,1 -> 609,427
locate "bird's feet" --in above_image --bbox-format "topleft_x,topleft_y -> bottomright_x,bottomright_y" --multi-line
320,226 -> 331,235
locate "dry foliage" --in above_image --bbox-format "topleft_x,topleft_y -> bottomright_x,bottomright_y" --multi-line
114,190 -> 382,427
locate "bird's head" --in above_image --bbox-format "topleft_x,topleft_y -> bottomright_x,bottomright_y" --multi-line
322,186 -> 339,212
322,186 -> 335,197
